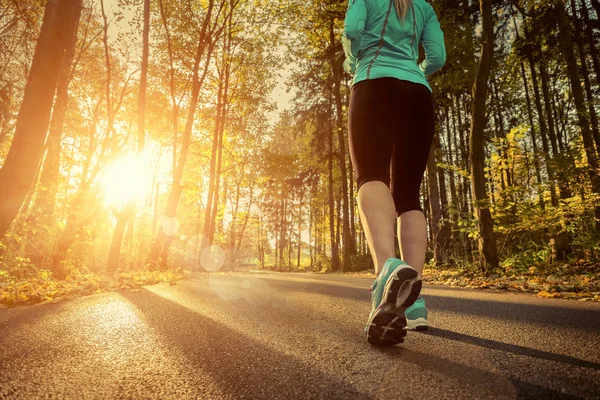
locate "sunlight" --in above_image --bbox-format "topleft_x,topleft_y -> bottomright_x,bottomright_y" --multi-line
100,151 -> 153,208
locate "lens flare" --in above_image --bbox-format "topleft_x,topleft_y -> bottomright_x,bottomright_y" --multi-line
161,217 -> 180,236
201,245 -> 225,272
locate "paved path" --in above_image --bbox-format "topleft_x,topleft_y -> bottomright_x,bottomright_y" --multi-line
1,272 -> 599,399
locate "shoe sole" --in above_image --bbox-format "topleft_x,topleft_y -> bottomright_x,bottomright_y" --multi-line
406,317 -> 429,331
366,266 -> 422,346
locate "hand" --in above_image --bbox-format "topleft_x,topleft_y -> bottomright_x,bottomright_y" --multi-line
343,56 -> 357,75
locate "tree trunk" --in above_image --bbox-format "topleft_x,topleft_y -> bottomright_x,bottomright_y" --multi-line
209,112 -> 226,243
454,95 -> 470,218
33,7 -> 80,226
208,23 -> 232,244
513,16 -> 544,210
555,0 -> 600,229
335,189 -> 341,268
280,196 -> 286,269
106,0 -> 150,274
539,62 -> 559,157
203,75 -> 224,249
0,0 -> 83,237
426,140 -> 445,263
329,18 -> 352,271
107,201 -> 135,273
137,0 -> 149,153
327,97 -> 339,271
580,0 -> 600,86
590,0 -> 600,16
521,61 -> 544,209
235,174 -> 254,256
491,79 -> 507,190
309,182 -> 314,269
469,0 -> 499,271
435,129 -> 449,218
447,108 -> 459,254
206,8 -> 233,247
148,0 -> 215,267
525,33 -> 558,207
570,0 -> 600,153
228,174 -> 242,256
349,156 -> 356,255
99,0 -> 116,157
288,192 -> 293,271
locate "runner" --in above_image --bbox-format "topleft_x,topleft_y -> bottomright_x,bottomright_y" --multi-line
342,0 -> 446,346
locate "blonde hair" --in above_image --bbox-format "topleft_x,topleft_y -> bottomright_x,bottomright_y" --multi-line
394,0 -> 414,23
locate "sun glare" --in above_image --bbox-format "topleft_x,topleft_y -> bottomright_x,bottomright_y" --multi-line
100,152 -> 153,208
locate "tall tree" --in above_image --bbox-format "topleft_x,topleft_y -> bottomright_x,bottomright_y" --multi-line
33,4 -> 83,226
0,0 -> 83,237
138,0 -> 150,154
106,0 -> 151,274
328,16 -> 352,271
469,0 -> 499,271
555,0 -> 600,229
148,0 -> 218,268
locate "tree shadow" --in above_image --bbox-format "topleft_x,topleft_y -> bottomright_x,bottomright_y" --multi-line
423,293 -> 600,332
120,285 -> 565,399
419,284 -> 506,293
119,288 -> 371,399
0,298 -> 71,334
422,327 -> 600,370
257,277 -> 600,331
378,346 -> 584,399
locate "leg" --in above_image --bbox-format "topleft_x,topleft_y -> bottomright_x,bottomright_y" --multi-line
397,210 -> 427,277
358,181 -> 397,276
348,79 -> 396,275
356,79 -> 429,345
390,81 -> 436,278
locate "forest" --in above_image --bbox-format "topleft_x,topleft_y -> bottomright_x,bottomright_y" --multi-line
1,0 -> 599,305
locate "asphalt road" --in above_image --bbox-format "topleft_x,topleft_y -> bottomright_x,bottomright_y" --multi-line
1,272 -> 599,399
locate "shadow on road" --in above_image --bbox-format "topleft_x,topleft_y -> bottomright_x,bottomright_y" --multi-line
0,298 -> 70,333
379,345 -> 583,399
422,327 -> 600,371
258,277 -> 600,332
120,287 -> 371,399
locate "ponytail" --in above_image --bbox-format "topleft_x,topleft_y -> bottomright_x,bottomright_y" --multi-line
394,0 -> 413,23
393,0 -> 417,60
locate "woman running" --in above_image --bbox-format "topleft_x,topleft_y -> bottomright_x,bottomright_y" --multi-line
342,0 -> 446,346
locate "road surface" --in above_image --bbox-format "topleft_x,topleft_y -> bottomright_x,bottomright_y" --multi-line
1,272 -> 599,399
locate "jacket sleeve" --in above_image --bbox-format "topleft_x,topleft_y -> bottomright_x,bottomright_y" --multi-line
419,6 -> 446,77
341,0 -> 367,74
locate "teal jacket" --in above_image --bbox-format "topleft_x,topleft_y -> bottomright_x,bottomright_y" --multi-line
342,0 -> 446,92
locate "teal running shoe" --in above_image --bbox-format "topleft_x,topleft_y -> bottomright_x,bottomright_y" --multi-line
406,297 -> 429,331
365,258 -> 422,346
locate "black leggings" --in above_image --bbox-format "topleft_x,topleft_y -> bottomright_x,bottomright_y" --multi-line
348,77 -> 435,216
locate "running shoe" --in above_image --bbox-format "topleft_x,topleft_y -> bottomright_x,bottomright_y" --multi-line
405,297 -> 429,331
365,258 -> 422,346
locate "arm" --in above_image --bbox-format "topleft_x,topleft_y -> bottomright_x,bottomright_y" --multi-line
419,6 -> 446,77
341,0 -> 367,74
